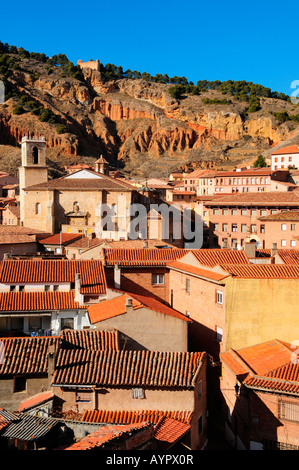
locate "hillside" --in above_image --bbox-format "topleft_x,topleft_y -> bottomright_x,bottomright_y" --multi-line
1,47 -> 299,177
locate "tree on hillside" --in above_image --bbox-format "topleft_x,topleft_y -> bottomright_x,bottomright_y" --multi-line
253,155 -> 267,168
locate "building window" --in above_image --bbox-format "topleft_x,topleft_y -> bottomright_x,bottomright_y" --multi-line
61,318 -> 74,330
152,273 -> 165,285
279,400 -> 299,422
213,209 -> 219,215
44,285 -> 50,292
232,224 -> 238,232
53,285 -> 59,291
14,376 -> 26,393
216,290 -> 223,304
291,224 -> 296,231
32,146 -> 39,164
76,390 -> 92,403
241,209 -> 247,215
251,225 -> 257,233
132,388 -> 145,399
251,209 -> 257,216
241,224 -> 247,233
260,210 -> 267,216
260,225 -> 265,233
9,285 -> 16,292
231,209 -> 237,215
222,209 -> 228,215
281,240 -> 287,247
35,202 -> 41,215
186,278 -> 191,293
281,224 -> 287,231
271,209 -> 278,214
291,240 -> 296,247
214,223 -> 219,231
222,223 -> 228,232
216,326 -> 223,342
19,285 -> 25,292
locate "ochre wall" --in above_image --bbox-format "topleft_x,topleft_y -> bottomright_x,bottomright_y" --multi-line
224,277 -> 299,350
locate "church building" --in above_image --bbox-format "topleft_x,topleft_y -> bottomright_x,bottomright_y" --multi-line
19,137 -> 139,236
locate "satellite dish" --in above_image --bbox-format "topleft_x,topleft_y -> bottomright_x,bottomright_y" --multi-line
256,241 -> 262,249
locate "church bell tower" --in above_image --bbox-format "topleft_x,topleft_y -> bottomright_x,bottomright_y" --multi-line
19,136 -> 48,226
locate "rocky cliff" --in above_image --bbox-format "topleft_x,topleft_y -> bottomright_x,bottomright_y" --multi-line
0,54 -> 298,177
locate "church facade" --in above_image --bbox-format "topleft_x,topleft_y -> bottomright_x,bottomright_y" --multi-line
19,137 -> 139,236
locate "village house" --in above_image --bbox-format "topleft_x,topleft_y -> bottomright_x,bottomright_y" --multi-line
220,339 -> 299,450
271,145 -> 299,170
40,232 -> 83,255
257,210 -> 299,249
0,329 -> 120,412
87,290 -> 191,351
100,247 -> 188,302
0,259 -> 107,335
51,347 -> 208,450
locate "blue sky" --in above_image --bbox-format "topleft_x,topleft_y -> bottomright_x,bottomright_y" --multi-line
1,0 -> 298,95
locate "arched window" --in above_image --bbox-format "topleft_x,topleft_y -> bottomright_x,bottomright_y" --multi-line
36,203 -> 41,214
32,146 -> 39,165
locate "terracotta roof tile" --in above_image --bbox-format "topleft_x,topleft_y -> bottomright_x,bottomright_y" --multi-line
0,259 -> 107,295
168,261 -> 229,281
18,391 -> 54,412
259,211 -> 299,221
0,336 -> 60,376
219,263 -> 299,278
271,145 -> 299,155
62,422 -> 153,450
192,249 -> 250,266
0,291 -> 87,312
88,292 -> 191,324
102,248 -> 188,267
81,409 -> 193,425
40,233 -> 83,245
53,350 -> 206,388
154,416 -> 191,449
60,329 -> 120,351
205,190 -> 299,206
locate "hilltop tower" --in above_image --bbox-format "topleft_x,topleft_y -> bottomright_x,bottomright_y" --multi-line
19,136 -> 49,228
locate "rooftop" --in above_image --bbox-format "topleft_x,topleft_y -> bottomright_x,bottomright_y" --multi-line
53,350 -> 206,388
204,190 -> 299,206
87,292 -> 191,324
271,145 -> 299,155
102,248 -> 188,267
221,339 -> 299,396
81,409 -> 193,425
40,233 -> 83,246
0,259 -> 107,295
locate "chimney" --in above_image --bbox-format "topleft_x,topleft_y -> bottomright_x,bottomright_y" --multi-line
271,242 -> 278,257
244,242 -> 256,259
125,296 -> 134,314
74,273 -> 81,303
48,344 -> 55,377
114,263 -> 121,290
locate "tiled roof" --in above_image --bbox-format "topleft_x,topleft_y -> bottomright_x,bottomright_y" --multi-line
275,250 -> 299,265
67,237 -> 104,249
0,225 -> 46,235
191,249 -> 250,266
167,261 -> 229,282
0,234 -> 36,245
213,168 -> 275,177
60,329 -> 120,351
102,248 -> 188,267
259,211 -> 299,221
53,350 -> 205,388
40,233 -> 83,245
221,339 -> 299,395
219,264 -> 299,278
24,172 -> 135,192
205,190 -> 299,207
0,408 -> 19,432
87,292 -> 191,324
18,391 -> 54,412
81,409 -> 193,425
61,422 -> 153,450
271,145 -> 299,155
154,416 -> 191,450
0,259 -> 107,294
0,336 -> 60,376
0,291 -> 87,312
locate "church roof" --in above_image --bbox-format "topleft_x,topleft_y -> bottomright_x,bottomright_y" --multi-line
23,169 -> 135,192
